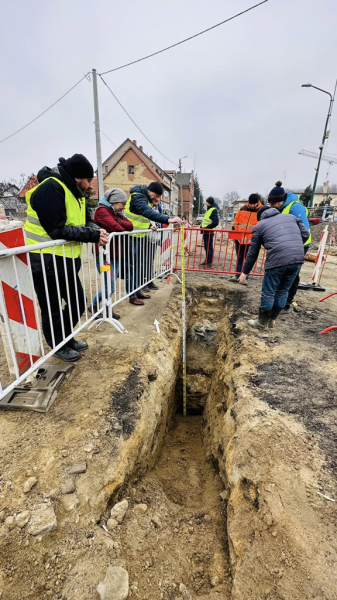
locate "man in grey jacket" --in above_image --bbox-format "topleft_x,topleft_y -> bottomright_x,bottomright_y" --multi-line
238,206 -> 309,328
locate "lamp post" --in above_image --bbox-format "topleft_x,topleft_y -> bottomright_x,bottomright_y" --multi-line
302,83 -> 334,208
178,156 -> 187,218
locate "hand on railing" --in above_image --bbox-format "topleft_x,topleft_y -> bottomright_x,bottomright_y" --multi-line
150,225 -> 158,232
99,229 -> 110,246
168,217 -> 183,225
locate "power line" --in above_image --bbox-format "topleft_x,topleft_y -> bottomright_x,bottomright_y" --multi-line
99,74 -> 179,167
0,74 -> 89,145
101,131 -> 117,146
99,0 -> 269,76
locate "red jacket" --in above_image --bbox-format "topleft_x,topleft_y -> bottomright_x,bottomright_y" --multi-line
94,204 -> 133,259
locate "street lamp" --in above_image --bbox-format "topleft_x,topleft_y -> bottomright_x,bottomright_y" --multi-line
178,156 -> 188,218
301,83 -> 334,207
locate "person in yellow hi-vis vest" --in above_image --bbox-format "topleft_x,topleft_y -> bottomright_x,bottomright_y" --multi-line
25,155 -> 109,362
268,181 -> 311,313
124,182 -> 182,305
200,197 -> 219,268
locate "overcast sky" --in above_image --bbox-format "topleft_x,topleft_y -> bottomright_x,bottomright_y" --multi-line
1,0 -> 336,199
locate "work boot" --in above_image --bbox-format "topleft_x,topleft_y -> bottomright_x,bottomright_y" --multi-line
129,297 -> 144,306
228,276 -> 238,283
280,304 -> 291,314
137,291 -> 151,299
148,281 -> 159,290
142,286 -> 150,292
112,312 -> 120,320
248,308 -> 271,330
54,346 -> 81,362
68,338 -> 88,352
268,305 -> 283,328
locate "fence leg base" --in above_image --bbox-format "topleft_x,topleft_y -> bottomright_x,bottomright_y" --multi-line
170,272 -> 182,284
89,317 -> 128,334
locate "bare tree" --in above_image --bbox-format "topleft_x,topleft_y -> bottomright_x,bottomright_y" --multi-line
223,191 -> 240,205
0,174 -> 28,197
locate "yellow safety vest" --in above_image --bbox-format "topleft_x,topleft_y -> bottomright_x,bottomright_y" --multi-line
124,193 -> 151,237
282,201 -> 311,246
24,177 -> 86,258
202,206 -> 218,228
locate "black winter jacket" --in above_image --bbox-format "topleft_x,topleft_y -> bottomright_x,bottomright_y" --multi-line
129,185 -> 169,225
30,159 -> 100,244
243,208 -> 309,274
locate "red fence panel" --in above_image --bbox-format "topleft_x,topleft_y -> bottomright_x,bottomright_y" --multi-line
173,227 -> 265,276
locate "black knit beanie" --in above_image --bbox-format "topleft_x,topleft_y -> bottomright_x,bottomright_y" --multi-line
206,197 -> 215,205
268,181 -> 286,203
66,154 -> 94,179
248,193 -> 259,205
147,182 -> 163,196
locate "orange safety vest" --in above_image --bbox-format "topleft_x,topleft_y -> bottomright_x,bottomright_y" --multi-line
233,202 -> 262,243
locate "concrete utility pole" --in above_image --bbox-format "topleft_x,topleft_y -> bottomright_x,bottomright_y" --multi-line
178,156 -> 187,219
302,82 -> 335,208
92,69 -> 104,200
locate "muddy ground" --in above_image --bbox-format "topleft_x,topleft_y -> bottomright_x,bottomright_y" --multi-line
0,251 -> 336,600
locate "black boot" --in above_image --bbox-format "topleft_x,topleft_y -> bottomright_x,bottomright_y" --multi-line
268,305 -> 283,328
248,308 -> 271,329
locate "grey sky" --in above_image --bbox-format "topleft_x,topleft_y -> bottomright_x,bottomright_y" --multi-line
1,0 -> 336,199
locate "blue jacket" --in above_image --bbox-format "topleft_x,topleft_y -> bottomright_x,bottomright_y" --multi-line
129,185 -> 169,225
281,193 -> 310,232
243,207 -> 309,274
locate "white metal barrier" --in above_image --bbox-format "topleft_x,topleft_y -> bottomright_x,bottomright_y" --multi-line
0,225 -> 173,400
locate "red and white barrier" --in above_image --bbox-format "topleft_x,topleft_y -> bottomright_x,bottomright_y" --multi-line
312,226 -> 329,285
0,220 -> 41,376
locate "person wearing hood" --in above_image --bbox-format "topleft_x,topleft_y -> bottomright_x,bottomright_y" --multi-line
124,182 -> 182,305
24,154 -> 109,362
268,181 -> 311,312
200,197 -> 219,268
228,193 -> 263,283
91,188 -> 133,319
238,206 -> 309,329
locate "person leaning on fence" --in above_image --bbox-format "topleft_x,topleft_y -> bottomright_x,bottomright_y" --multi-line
238,206 -> 309,329
24,154 -> 109,362
91,188 -> 133,319
268,181 -> 311,313
228,193 -> 262,284
200,197 -> 219,268
124,182 -> 182,306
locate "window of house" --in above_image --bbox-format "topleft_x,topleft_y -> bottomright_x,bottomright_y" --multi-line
105,166 -> 109,173
128,165 -> 135,175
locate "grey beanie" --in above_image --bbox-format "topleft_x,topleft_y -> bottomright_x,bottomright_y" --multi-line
104,188 -> 127,204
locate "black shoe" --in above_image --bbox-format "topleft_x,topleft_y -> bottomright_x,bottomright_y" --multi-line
142,286 -> 150,293
248,308 -> 271,329
68,338 -> 88,352
113,312 -> 120,320
148,282 -> 159,290
280,305 -> 291,315
54,346 -> 81,362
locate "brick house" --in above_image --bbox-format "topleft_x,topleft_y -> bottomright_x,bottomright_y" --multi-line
19,173 -> 104,202
102,139 -> 179,216
175,172 -> 194,221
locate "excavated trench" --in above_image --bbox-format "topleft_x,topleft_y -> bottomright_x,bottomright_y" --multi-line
101,291 -> 233,600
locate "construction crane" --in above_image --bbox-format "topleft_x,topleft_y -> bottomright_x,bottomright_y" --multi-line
299,150 -> 337,194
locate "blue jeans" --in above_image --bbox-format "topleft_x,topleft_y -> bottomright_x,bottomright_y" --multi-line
203,231 -> 214,264
126,237 -> 141,299
234,241 -> 249,279
92,255 -> 119,310
260,264 -> 302,311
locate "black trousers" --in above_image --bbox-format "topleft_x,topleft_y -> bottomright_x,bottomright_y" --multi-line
285,246 -> 309,308
30,254 -> 85,349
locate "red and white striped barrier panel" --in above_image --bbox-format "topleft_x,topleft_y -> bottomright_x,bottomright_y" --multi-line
0,221 -> 41,375
312,226 -> 329,285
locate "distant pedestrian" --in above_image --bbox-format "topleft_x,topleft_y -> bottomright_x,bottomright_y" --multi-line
238,206 -> 309,329
91,188 -> 133,319
268,181 -> 311,312
25,154 -> 109,362
200,197 -> 219,268
228,193 -> 262,284
124,182 -> 182,305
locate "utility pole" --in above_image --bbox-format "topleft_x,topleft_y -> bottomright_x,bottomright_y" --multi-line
179,158 -> 183,219
92,69 -> 104,200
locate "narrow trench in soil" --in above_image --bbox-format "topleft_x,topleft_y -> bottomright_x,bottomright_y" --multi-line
118,413 -> 232,599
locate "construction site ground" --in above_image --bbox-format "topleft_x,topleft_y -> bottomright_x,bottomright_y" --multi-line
0,252 -> 336,600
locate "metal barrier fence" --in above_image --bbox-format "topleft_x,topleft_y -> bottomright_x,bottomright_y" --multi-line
173,227 -> 266,275
0,224 -> 173,400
